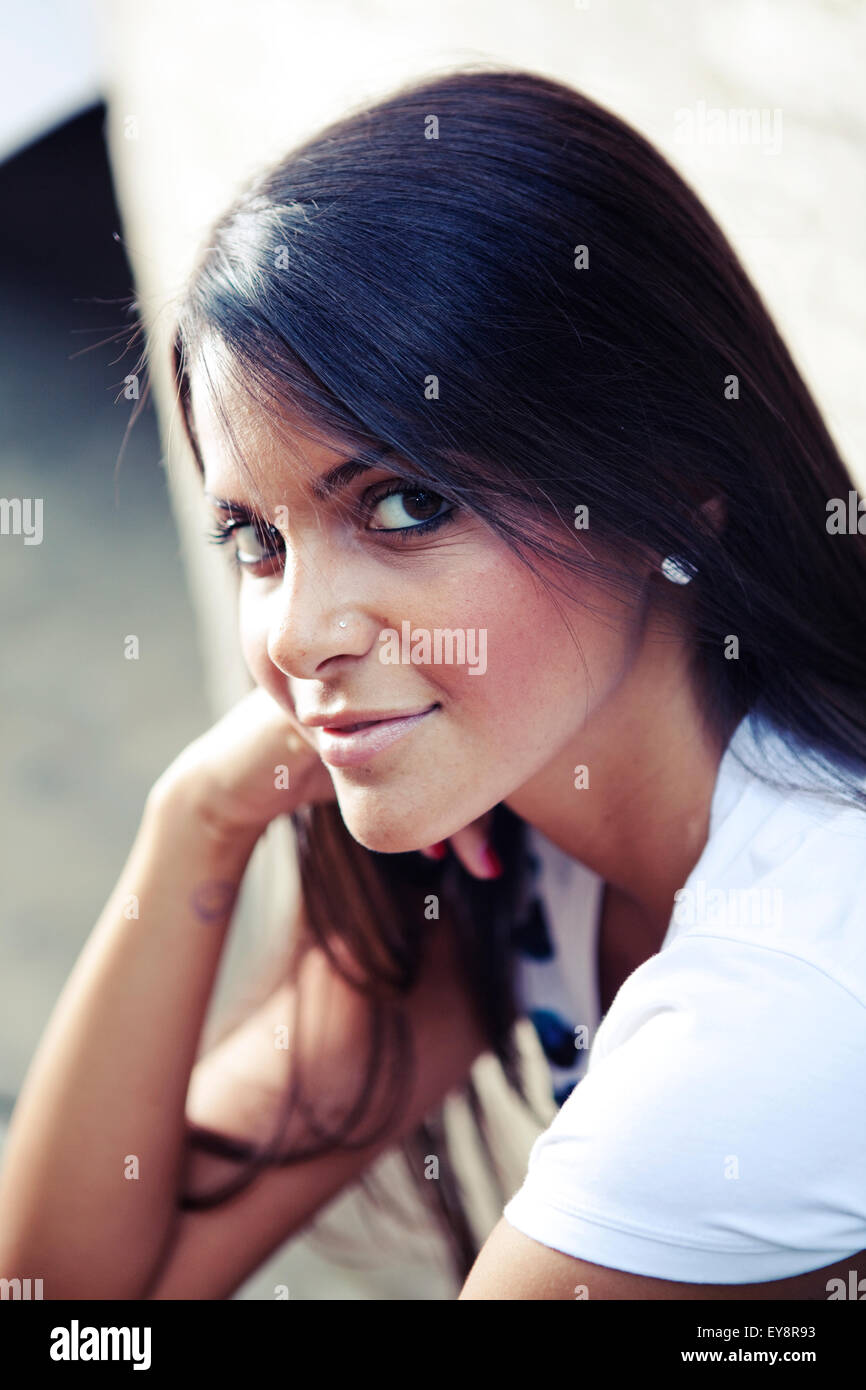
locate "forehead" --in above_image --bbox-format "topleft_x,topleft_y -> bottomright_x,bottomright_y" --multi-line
186,346 -> 354,502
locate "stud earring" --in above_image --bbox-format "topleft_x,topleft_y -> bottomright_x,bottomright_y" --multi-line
337,619 -> 348,629
660,555 -> 697,585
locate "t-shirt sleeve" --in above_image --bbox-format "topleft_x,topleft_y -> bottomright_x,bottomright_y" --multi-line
502,935 -> 866,1284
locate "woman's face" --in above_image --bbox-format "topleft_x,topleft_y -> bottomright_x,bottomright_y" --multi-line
190,361 -> 651,853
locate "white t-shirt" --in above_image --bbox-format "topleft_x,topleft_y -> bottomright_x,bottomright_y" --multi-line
503,707 -> 866,1283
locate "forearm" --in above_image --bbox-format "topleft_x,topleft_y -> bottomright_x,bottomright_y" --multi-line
0,781 -> 260,1299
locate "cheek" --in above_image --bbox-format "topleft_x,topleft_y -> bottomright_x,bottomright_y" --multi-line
446,560 -> 638,750
238,584 -> 280,698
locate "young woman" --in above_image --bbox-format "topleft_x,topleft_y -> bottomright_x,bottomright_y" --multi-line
2,66 -> 866,1302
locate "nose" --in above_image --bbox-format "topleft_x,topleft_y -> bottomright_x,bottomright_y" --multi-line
264,550 -> 381,679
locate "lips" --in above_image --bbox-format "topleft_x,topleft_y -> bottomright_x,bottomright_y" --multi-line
301,705 -> 436,731
324,716 -> 394,733
314,704 -> 439,768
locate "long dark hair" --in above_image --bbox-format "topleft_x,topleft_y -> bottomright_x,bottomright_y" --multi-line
150,64 -> 866,1287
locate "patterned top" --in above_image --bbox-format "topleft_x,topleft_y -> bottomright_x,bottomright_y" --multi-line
509,825 -> 605,1108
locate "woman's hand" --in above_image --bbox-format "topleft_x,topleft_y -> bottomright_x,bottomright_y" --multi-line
150,685 -> 337,839
151,685 -> 503,878
418,814 -> 502,880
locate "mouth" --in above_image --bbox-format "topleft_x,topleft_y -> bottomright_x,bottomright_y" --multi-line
315,704 -> 440,768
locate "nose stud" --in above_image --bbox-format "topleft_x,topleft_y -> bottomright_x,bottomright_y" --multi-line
338,619 -> 347,629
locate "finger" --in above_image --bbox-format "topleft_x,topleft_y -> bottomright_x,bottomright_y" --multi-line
285,729 -> 306,756
448,813 -> 501,879
285,726 -> 322,760
418,842 -> 447,860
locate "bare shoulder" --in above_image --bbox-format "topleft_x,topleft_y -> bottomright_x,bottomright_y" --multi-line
459,1218 -> 866,1301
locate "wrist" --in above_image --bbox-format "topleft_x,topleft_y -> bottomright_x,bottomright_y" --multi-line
144,772 -> 264,864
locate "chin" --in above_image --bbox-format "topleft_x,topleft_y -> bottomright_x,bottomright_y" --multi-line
333,787 -> 442,856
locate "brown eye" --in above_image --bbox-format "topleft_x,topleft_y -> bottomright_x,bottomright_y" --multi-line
228,521 -> 283,570
231,523 -> 270,564
368,488 -> 448,530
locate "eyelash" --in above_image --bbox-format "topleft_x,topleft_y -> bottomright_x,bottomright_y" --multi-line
205,480 -> 458,571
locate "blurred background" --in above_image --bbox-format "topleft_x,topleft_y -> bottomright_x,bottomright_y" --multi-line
1,0 -> 864,1298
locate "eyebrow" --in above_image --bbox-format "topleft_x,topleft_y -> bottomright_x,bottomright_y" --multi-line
204,445 -> 398,512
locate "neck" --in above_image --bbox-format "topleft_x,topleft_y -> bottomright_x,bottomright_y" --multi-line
504,640 -> 737,933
